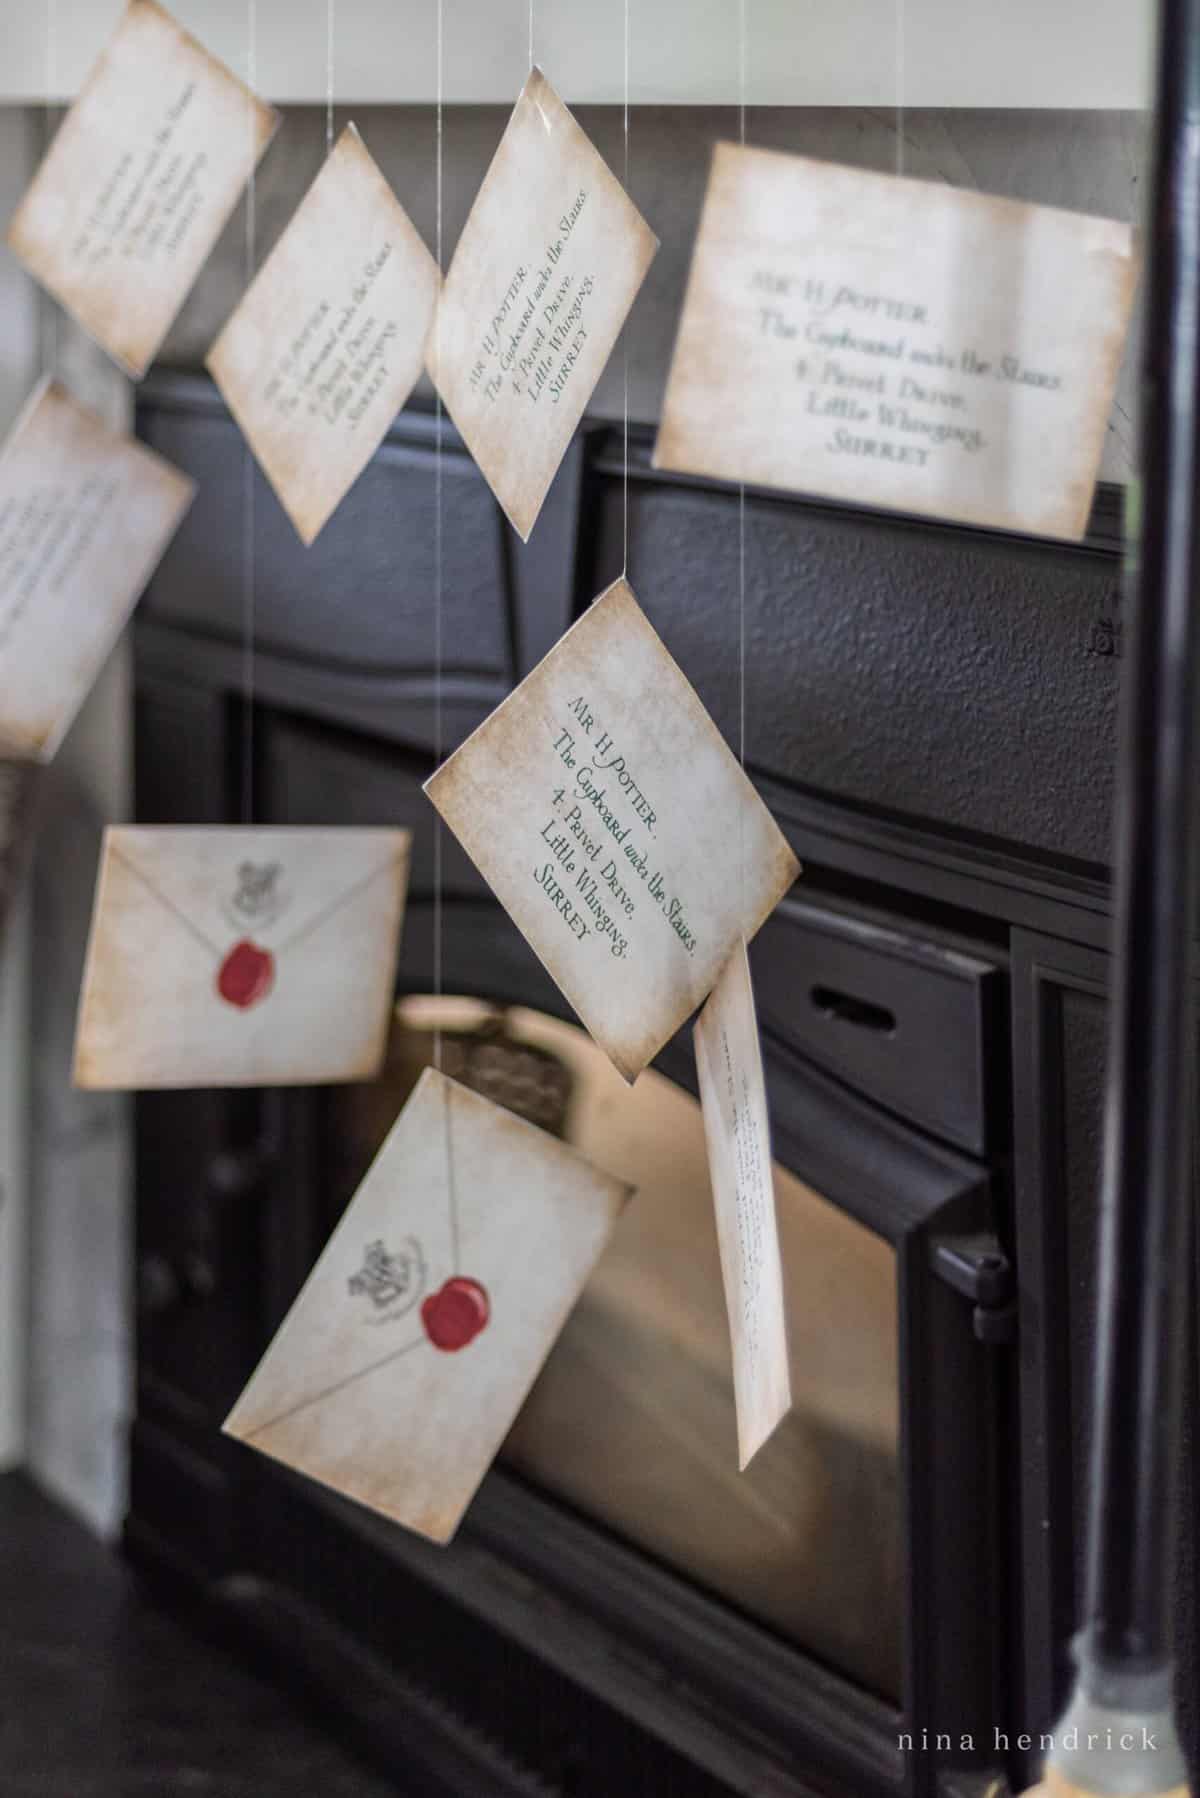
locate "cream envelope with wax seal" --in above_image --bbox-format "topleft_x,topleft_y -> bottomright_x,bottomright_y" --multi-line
425,577 -> 801,1083
224,1066 -> 633,1544
73,826 -> 410,1090
0,379 -> 194,763
207,123 -> 441,546
6,0 -> 279,380
428,66 -> 658,541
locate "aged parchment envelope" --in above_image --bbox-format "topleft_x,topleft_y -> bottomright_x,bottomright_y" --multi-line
694,942 -> 791,1469
73,826 -> 410,1089
225,1066 -> 632,1543
0,380 -> 194,761
207,124 -> 440,545
6,0 -> 278,379
428,67 -> 658,541
656,144 -> 1137,540
425,578 -> 800,1081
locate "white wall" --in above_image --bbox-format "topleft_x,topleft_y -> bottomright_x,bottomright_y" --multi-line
0,105 -> 132,1526
0,109 -> 39,1472
0,886 -> 30,1472
22,289 -> 133,1538
0,0 -> 1156,109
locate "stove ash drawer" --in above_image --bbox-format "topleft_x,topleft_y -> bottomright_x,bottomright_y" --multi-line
750,897 -> 1003,1158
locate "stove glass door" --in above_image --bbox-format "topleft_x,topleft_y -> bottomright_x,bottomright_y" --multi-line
325,994 -> 902,1703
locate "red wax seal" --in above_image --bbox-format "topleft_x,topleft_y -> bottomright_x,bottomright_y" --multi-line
216,939 -> 275,1009
421,1277 -> 490,1352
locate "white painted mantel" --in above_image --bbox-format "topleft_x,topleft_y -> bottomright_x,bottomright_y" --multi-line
1,0 -> 1154,110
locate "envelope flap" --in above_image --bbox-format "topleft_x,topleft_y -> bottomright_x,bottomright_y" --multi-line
102,825 -> 410,957
225,1067 -> 457,1440
225,1068 -> 632,1472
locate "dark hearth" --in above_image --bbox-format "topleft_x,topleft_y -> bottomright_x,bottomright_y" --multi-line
0,1472 -> 397,1796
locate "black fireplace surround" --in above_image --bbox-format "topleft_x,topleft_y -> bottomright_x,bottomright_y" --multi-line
125,373 -> 1196,1798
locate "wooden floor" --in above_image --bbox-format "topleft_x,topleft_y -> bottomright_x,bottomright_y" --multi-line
0,1471 -> 401,1796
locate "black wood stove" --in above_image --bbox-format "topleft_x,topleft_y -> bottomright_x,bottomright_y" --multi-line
124,371 -> 1194,1798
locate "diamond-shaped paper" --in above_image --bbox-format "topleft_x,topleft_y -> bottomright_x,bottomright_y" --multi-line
429,67 -> 658,540
208,124 -> 440,545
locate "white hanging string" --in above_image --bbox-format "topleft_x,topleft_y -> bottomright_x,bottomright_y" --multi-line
241,0 -> 258,823
44,0 -> 59,374
432,0 -> 444,1080
621,0 -> 630,573
431,0 -> 460,1272
895,0 -> 905,176
737,0 -> 747,915
326,0 -> 335,152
